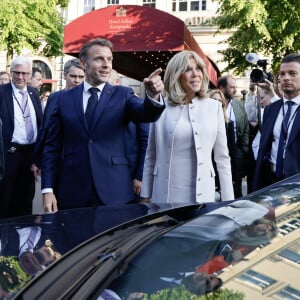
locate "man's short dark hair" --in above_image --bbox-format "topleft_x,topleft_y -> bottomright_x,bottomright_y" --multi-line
217,76 -> 229,89
281,53 -> 300,64
63,58 -> 84,74
0,71 -> 9,77
79,39 -> 113,63
31,67 -> 41,78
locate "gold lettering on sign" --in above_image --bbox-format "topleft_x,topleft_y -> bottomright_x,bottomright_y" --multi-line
116,6 -> 126,16
185,16 -> 216,26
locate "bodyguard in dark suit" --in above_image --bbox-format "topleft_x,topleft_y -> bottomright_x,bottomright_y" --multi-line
42,38 -> 165,212
253,53 -> 300,190
0,56 -> 43,219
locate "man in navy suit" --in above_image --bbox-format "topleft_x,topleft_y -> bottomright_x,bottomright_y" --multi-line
42,38 -> 165,212
253,53 -> 300,190
0,56 -> 43,218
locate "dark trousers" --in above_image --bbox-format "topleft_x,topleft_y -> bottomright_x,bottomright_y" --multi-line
259,160 -> 282,189
230,147 -> 247,198
0,150 -> 35,219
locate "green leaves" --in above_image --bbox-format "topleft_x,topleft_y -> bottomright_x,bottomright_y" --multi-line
0,0 -> 67,59
215,0 -> 300,75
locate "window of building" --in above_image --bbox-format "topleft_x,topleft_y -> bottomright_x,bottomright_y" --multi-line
107,0 -> 119,5
238,270 -> 276,290
191,1 -> 199,11
173,0 -> 206,12
84,0 -> 95,13
179,0 -> 188,11
275,286 -> 300,300
278,248 -> 300,264
172,0 -> 176,11
142,0 -> 156,8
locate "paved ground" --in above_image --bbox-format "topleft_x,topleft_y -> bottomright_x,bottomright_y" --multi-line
33,177 -> 43,214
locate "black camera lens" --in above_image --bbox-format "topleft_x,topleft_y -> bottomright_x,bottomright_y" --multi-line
250,69 -> 266,83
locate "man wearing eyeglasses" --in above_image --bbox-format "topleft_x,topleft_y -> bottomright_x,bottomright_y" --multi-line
0,56 -> 43,218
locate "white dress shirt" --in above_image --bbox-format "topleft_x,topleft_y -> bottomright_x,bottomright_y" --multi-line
11,83 -> 38,144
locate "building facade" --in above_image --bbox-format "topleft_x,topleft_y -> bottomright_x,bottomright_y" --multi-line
0,0 -> 247,93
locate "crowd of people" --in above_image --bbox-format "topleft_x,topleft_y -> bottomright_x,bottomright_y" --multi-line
0,38 -> 300,219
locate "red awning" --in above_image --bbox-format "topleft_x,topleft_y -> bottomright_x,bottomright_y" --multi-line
42,79 -> 57,84
64,5 -> 219,85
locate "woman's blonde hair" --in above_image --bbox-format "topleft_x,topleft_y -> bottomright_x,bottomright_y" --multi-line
208,89 -> 229,123
164,51 -> 209,105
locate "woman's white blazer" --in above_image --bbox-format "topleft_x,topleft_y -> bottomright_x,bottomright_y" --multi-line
141,97 -> 234,203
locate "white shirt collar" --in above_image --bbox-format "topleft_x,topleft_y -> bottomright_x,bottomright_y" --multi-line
11,82 -> 28,94
83,81 -> 105,93
283,94 -> 300,106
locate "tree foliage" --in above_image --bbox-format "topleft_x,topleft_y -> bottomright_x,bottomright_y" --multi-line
0,0 -> 68,61
143,286 -> 245,299
214,0 -> 300,75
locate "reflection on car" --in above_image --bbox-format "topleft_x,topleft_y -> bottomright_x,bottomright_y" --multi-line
0,175 -> 300,299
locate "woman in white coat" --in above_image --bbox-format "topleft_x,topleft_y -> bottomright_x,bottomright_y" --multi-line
141,51 -> 234,204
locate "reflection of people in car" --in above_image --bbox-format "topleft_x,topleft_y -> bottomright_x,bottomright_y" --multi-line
109,200 -> 277,298
19,251 -> 44,276
19,246 -> 56,277
176,200 -> 277,245
0,225 -> 57,277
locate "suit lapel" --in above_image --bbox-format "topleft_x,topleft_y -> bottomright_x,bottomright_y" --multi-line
261,100 -> 282,150
4,84 -> 14,127
287,104 -> 300,145
27,88 -> 43,126
90,83 -> 114,130
72,85 -> 88,132
265,100 -> 281,131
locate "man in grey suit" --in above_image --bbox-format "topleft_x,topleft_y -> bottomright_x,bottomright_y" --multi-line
218,76 -> 249,198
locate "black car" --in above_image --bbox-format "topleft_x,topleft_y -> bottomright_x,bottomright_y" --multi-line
1,175 -> 300,300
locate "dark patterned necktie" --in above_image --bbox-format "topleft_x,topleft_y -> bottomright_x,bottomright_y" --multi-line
85,87 -> 99,129
275,101 -> 295,178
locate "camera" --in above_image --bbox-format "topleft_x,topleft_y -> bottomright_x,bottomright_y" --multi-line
246,53 -> 273,83
250,59 -> 273,83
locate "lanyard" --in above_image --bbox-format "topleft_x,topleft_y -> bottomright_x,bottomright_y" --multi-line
12,90 -> 29,117
281,102 -> 300,134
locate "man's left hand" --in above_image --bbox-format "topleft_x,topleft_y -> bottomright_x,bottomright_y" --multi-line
143,68 -> 164,100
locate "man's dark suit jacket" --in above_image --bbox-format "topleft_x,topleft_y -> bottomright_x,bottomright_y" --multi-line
41,83 -> 164,209
0,83 -> 43,153
253,99 -> 300,190
125,121 -> 149,181
34,91 -> 61,168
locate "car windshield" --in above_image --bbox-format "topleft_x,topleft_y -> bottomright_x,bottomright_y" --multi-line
1,178 -> 300,299
102,180 -> 300,300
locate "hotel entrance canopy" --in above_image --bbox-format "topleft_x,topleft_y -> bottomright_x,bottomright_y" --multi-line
63,5 -> 219,86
